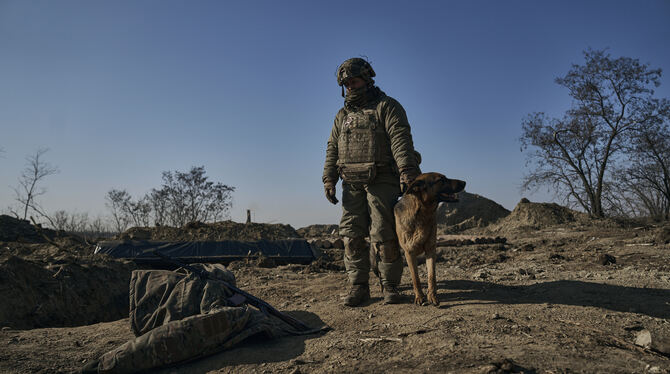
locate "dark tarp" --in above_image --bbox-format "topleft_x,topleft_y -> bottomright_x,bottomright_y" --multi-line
94,239 -> 316,264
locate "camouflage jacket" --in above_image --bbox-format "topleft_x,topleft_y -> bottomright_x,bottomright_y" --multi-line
323,95 -> 420,184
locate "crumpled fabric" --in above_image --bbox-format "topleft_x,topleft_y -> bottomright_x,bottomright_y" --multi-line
94,264 -> 290,374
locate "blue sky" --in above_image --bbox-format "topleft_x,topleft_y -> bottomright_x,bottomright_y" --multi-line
1,0 -> 669,228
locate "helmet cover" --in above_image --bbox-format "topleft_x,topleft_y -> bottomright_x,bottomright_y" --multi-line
337,58 -> 376,86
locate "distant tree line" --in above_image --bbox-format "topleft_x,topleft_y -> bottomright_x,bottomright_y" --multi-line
521,49 -> 670,220
3,152 -> 234,235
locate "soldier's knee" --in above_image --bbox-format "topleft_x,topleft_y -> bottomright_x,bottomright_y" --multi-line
344,236 -> 368,257
374,240 -> 401,262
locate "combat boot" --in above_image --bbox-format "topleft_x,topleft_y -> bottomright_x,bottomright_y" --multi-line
383,284 -> 403,304
344,283 -> 370,307
378,255 -> 404,304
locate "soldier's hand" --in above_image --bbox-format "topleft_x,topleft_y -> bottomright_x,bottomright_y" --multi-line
400,167 -> 421,194
324,182 -> 338,205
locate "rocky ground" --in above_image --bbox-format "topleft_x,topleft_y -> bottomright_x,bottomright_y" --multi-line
1,204 -> 670,373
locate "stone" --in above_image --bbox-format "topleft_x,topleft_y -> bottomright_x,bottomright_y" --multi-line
635,329 -> 670,355
598,253 -> 616,265
473,269 -> 489,279
646,365 -> 663,374
478,364 -> 498,373
521,243 -> 535,251
635,330 -> 653,348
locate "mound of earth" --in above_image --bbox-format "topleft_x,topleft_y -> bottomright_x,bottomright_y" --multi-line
0,252 -> 136,330
437,192 -> 510,233
0,214 -> 59,243
0,216 -> 138,330
306,248 -> 344,272
489,198 -> 586,232
119,220 -> 300,241
655,224 -> 670,244
296,224 -> 339,238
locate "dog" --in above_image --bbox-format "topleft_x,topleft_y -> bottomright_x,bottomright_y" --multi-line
394,172 -> 466,306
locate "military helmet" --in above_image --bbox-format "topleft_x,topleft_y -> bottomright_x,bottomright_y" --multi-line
337,58 -> 376,86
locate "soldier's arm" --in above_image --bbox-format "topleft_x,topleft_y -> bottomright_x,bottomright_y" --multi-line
381,98 -> 420,171
322,111 -> 344,184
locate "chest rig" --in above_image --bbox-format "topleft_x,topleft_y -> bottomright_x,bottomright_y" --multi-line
337,107 -> 383,184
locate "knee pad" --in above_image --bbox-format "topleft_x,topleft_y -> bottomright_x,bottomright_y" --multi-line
344,236 -> 368,257
374,240 -> 401,263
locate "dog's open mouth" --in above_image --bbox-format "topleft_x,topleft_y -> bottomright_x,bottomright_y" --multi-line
439,192 -> 459,202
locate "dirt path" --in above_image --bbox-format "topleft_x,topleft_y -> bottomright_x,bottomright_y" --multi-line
1,225 -> 669,373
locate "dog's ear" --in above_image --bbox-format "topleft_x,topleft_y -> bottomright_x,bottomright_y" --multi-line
408,179 -> 426,194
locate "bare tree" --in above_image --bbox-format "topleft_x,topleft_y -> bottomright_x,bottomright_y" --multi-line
51,210 -> 69,231
148,188 -> 169,226
127,196 -> 152,227
155,166 -> 235,226
105,189 -> 154,231
10,148 -> 59,220
618,118 -> 670,220
521,49 -> 668,218
106,189 -> 132,233
48,210 -> 114,240
88,215 -> 112,236
64,211 -> 89,233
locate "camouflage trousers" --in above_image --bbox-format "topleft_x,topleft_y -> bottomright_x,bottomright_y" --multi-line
339,175 -> 403,287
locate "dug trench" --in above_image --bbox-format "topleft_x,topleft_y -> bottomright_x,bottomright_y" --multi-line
0,217 -> 306,330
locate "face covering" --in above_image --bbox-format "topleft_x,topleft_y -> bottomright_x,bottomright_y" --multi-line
344,84 -> 382,109
345,86 -> 368,106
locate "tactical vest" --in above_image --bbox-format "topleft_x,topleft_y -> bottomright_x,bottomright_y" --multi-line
337,106 -> 393,184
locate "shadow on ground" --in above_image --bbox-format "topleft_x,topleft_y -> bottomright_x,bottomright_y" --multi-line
155,310 -> 327,373
436,280 -> 670,319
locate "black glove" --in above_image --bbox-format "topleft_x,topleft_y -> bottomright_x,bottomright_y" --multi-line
400,168 -> 421,194
324,182 -> 338,205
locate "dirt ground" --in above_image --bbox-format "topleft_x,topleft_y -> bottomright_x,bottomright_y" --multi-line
1,213 -> 670,373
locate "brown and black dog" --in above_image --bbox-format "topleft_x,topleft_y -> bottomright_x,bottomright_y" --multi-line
394,173 -> 466,306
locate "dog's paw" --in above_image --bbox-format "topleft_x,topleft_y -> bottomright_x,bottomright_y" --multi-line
413,293 -> 425,306
427,292 -> 440,306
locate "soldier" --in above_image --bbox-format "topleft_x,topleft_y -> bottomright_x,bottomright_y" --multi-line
323,58 -> 421,306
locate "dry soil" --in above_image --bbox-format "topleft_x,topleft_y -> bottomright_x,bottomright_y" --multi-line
1,211 -> 670,373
